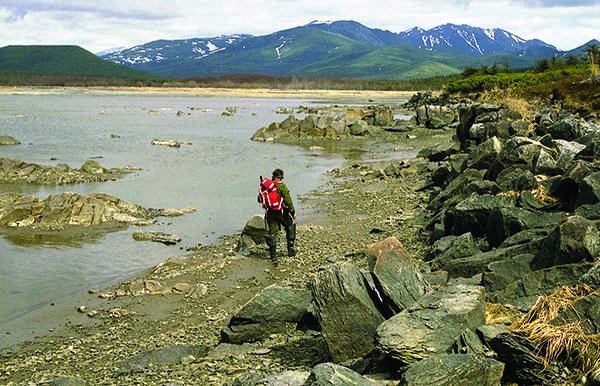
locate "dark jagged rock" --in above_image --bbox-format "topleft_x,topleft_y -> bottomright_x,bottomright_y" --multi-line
250,106 -> 397,142
478,329 -> 559,385
310,262 -> 385,363
398,353 -> 504,386
366,236 -> 430,315
487,263 -> 595,310
375,284 -> 486,364
221,285 -> 315,344
532,215 -> 600,270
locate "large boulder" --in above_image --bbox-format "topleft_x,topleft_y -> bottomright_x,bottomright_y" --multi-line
310,262 -> 385,363
366,237 -> 430,315
376,284 -> 486,364
237,214 -> 267,255
532,215 -> 600,270
444,193 -> 516,237
398,353 -> 505,386
221,285 -> 314,344
486,262 -> 595,310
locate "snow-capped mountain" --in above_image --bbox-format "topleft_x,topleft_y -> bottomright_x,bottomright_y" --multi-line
308,21 -> 558,57
102,34 -> 251,68
98,20 -> 592,80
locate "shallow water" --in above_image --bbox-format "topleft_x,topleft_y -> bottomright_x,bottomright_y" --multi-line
0,90 -> 410,338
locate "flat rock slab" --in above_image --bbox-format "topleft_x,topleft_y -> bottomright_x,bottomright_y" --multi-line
399,353 -> 505,386
376,284 -> 486,364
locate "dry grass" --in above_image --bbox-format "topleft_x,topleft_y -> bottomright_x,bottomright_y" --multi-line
514,285 -> 600,378
485,303 -> 524,325
481,87 -> 538,123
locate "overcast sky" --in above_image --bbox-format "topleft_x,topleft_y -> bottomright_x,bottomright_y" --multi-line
0,0 -> 598,53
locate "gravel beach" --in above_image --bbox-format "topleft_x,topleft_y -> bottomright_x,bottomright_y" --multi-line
0,90 -> 454,385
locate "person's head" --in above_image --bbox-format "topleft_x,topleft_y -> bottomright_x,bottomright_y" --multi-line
272,168 -> 284,181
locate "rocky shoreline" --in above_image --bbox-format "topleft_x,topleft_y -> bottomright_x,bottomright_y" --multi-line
2,91 -> 600,385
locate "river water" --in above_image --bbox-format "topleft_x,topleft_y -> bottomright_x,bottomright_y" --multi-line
0,89 -> 410,344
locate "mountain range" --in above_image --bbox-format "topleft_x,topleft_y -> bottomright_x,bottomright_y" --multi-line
101,20 -> 597,80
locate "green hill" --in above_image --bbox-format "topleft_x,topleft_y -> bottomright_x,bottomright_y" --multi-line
144,27 -> 539,80
0,45 -> 154,78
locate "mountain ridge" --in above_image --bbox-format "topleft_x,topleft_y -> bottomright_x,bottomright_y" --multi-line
100,20 -> 596,80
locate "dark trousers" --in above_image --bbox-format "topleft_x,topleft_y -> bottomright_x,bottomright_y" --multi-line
264,209 -> 296,259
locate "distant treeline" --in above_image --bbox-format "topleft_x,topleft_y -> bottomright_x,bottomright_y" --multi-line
0,73 -> 451,91
0,74 -> 165,87
169,74 -> 452,91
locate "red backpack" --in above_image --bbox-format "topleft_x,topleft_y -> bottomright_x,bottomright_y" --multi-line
259,177 -> 282,211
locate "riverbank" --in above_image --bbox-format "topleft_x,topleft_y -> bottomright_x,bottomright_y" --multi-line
0,86 -> 415,105
0,122 -> 452,384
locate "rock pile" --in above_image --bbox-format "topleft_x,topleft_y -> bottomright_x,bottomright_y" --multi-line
250,106 -> 397,142
0,191 -> 195,230
0,157 -> 138,184
221,94 -> 600,384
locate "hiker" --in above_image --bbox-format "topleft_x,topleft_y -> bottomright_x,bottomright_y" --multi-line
258,168 -> 297,263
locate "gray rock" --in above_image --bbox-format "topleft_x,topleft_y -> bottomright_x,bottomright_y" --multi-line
427,232 -> 479,267
0,156 -> 137,185
132,231 -> 181,245
205,342 -> 259,360
479,330 -> 557,385
581,262 -> 600,285
310,262 -> 385,363
221,285 -> 314,344
487,262 -> 595,310
366,236 -> 430,314
376,284 -> 486,364
255,371 -> 310,385
0,135 -> 21,146
440,242 -> 542,279
550,291 -> 600,334
577,171 -> 600,205
532,215 -> 600,270
237,214 -> 267,254
46,376 -> 88,386
486,207 -> 565,248
482,254 -> 534,294
231,284 -> 313,324
113,344 -> 208,376
427,169 -> 485,210
399,354 -> 504,386
306,362 -> 380,385
444,193 -> 516,237
150,138 -> 192,147
349,120 -> 370,136
0,192 -> 194,230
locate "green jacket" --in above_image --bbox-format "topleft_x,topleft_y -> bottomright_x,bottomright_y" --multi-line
276,182 -> 295,216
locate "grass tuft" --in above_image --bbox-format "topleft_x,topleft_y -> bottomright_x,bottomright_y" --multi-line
514,285 -> 600,377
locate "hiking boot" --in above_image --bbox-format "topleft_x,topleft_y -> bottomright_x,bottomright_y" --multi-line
287,246 -> 297,257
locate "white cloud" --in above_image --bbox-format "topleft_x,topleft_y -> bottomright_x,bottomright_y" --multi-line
0,0 -> 597,52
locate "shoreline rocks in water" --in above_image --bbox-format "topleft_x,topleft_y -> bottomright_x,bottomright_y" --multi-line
0,157 -> 139,184
0,191 -> 196,231
0,135 -> 21,146
151,138 -> 193,148
250,106 -> 407,142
